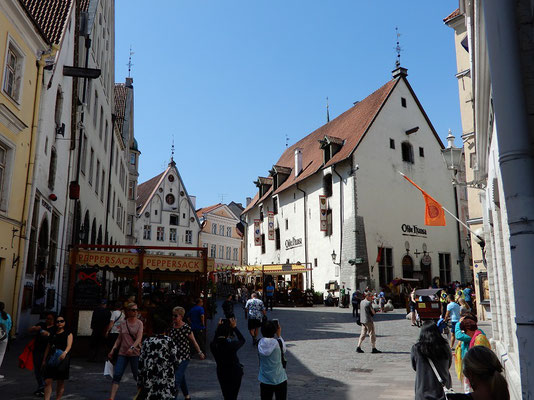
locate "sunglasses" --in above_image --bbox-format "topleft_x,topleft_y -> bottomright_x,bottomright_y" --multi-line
128,309 -> 138,312
172,314 -> 180,318
56,320 -> 65,323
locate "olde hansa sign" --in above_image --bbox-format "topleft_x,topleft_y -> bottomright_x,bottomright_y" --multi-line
71,250 -> 212,273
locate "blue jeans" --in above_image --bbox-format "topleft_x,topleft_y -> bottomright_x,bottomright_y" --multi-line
175,359 -> 190,398
112,355 -> 139,384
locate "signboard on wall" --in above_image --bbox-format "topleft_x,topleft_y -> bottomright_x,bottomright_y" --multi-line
319,195 -> 327,231
254,219 -> 262,246
268,212 -> 274,240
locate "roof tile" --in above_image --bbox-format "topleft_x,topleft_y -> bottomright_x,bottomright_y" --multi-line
19,0 -> 73,44
114,83 -> 128,134
136,172 -> 164,212
443,8 -> 461,23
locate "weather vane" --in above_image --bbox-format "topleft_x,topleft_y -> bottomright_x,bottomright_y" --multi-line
127,45 -> 134,77
395,27 -> 402,68
285,134 -> 289,148
171,135 -> 175,162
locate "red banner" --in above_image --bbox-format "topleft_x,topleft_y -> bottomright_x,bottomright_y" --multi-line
268,212 -> 274,240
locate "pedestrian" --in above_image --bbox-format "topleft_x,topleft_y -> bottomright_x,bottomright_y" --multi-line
458,298 -> 471,316
169,306 -> 205,400
463,284 -> 473,311
89,299 -> 111,362
444,295 -> 461,348
0,301 -> 12,379
265,281 -> 275,311
356,292 -> 381,354
106,301 -> 124,352
186,298 -> 206,353
245,292 -> 267,345
106,302 -> 143,400
410,288 -> 418,326
411,321 -> 452,400
222,294 -> 235,319
240,286 -> 249,318
210,318 -> 246,399
28,311 -> 56,396
137,319 -> 177,400
450,346 -> 510,400
42,315 -> 73,400
352,290 -> 362,318
378,289 -> 386,312
258,320 -> 287,400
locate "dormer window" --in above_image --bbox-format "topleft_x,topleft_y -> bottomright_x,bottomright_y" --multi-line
254,176 -> 273,198
319,135 -> 344,164
269,165 -> 291,190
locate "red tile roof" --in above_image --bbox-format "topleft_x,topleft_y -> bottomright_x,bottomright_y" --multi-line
114,84 -> 128,134
443,8 -> 461,23
196,203 -> 223,218
243,78 -> 398,214
19,0 -> 73,45
136,171 -> 165,213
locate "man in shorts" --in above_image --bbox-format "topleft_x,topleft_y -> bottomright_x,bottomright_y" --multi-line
445,295 -> 461,348
245,292 -> 266,345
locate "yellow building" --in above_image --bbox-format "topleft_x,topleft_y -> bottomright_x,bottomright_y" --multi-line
0,0 -> 49,322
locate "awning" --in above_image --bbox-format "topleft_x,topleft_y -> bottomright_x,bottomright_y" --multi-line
232,264 -> 312,276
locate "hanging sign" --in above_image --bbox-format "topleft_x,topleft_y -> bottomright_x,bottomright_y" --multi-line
254,219 -> 262,246
319,195 -> 328,231
268,212 -> 275,240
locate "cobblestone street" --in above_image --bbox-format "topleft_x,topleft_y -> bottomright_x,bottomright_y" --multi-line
1,304 -> 491,399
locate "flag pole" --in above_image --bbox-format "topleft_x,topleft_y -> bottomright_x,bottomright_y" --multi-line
397,171 -> 484,243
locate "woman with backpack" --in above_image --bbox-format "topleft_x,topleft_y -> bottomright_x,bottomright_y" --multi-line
411,321 -> 452,400
0,301 -> 12,379
258,320 -> 287,400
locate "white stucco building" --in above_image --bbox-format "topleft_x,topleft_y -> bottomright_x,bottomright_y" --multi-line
243,67 -> 463,294
135,160 -> 201,254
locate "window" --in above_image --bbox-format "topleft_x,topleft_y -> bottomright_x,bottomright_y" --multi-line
323,173 -> 333,197
143,225 -> 151,240
54,88 -> 63,127
169,228 -> 177,242
100,170 -> 105,202
390,139 -> 395,149
26,197 -> 39,274
211,223 -> 217,234
80,134 -> 87,174
116,201 -> 123,227
185,230 -> 192,244
275,228 -> 280,250
104,121 -> 108,151
170,214 -> 178,226
2,39 -> 24,102
325,209 -> 333,236
273,197 -> 278,215
88,148 -> 94,185
99,106 -> 104,139
439,253 -> 451,284
157,226 -> 165,241
401,142 -> 414,163
210,244 -> 216,258
419,147 -> 425,157
314,258 -> 318,267
227,227 -> 232,237
219,245 -> 224,259
128,180 -> 135,200
401,97 -> 407,108
48,147 -> 57,190
233,248 -> 238,261
93,91 -> 98,126
95,160 -> 100,195
285,219 -> 288,230
226,246 -> 231,260
219,225 -> 224,236
259,206 -> 264,222
130,153 -> 136,165
127,215 -> 134,236
261,234 -> 265,254
378,247 -> 393,287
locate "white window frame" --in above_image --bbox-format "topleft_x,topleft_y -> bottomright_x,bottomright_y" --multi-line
185,230 -> 192,244
233,248 -> 238,261
143,225 -> 151,240
2,35 -> 26,105
0,136 -> 15,212
227,226 -> 232,237
157,226 -> 165,241
169,228 -> 177,242
211,223 -> 217,234
219,225 -> 224,235
210,244 -> 216,258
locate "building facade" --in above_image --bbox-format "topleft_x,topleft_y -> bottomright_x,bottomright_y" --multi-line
243,68 -> 463,294
135,161 -> 201,254
197,203 -> 243,270
445,2 -> 534,398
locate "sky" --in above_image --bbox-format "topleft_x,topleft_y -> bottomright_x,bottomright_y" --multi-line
115,0 -> 462,210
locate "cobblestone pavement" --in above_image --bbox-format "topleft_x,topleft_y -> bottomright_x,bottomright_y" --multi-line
0,304 -> 492,399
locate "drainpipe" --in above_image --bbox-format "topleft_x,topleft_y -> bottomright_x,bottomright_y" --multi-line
483,1 -> 534,397
296,184 -> 309,289
12,54 -> 47,330
332,165 -> 344,284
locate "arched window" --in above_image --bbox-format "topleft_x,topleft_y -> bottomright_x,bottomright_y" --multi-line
54,88 -> 63,127
48,147 -> 57,190
401,142 -> 414,163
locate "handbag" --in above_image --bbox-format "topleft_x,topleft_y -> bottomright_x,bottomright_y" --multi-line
47,348 -> 64,367
427,357 -> 455,398
18,338 -> 35,371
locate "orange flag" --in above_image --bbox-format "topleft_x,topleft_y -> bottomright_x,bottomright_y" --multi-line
401,174 -> 446,226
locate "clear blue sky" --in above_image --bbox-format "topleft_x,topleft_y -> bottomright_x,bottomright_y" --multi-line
115,0 -> 461,209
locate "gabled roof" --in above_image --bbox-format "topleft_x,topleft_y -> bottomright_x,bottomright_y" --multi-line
196,203 -> 223,218
443,8 -> 461,23
136,172 -> 164,211
114,83 -> 128,134
19,0 -> 73,45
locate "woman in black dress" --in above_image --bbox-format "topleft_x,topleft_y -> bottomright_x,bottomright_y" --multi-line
42,315 -> 73,400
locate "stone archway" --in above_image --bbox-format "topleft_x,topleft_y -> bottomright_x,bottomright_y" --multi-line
402,255 -> 414,279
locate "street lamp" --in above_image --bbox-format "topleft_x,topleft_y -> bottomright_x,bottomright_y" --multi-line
441,130 -> 463,175
331,250 -> 340,265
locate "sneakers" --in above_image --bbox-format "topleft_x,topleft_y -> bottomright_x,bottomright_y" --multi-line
356,347 -> 364,353
33,389 -> 44,397
371,348 -> 382,354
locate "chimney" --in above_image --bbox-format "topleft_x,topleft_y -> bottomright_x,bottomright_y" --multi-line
125,77 -> 133,88
246,197 -> 252,206
190,195 -> 196,209
294,148 -> 303,177
446,129 -> 455,149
